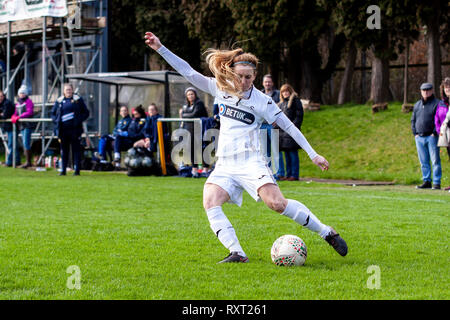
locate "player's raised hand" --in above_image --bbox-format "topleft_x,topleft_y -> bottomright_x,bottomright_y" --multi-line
144,32 -> 162,50
312,155 -> 329,171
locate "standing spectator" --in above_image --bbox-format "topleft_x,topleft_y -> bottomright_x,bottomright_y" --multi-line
277,84 -> 304,181
51,83 -> 90,176
411,83 -> 441,189
0,90 -> 18,166
95,105 -> 131,162
11,85 -> 34,168
113,105 -> 147,168
180,87 -> 208,177
435,77 -> 450,161
436,78 -> 450,191
262,74 -> 280,103
261,74 -> 281,177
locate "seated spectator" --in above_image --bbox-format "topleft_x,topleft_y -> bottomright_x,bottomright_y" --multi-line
134,104 -> 166,154
113,105 -> 147,168
11,85 -> 34,168
95,105 -> 131,162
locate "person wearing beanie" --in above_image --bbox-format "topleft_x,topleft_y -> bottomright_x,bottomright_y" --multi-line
11,84 -> 34,168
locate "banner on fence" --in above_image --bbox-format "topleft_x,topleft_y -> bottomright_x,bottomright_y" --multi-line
0,0 -> 68,23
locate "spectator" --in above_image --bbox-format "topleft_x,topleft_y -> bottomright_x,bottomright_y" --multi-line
113,105 -> 147,168
134,104 -> 165,153
11,85 -> 34,168
51,83 -> 90,176
262,74 -> 280,104
0,90 -> 18,167
276,84 -> 304,181
436,78 -> 450,191
435,77 -> 450,160
95,105 -> 131,162
411,82 -> 441,189
180,87 -> 208,177
261,74 -> 280,175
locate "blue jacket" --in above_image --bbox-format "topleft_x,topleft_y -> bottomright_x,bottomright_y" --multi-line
113,115 -> 132,136
51,94 -> 89,137
144,114 -> 169,152
127,117 -> 147,141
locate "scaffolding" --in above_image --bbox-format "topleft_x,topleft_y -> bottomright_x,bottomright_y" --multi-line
0,0 -> 108,167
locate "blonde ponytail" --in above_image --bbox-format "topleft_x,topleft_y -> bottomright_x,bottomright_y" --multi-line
205,47 -> 258,98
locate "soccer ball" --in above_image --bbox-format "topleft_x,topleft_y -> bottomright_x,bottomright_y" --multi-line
129,157 -> 142,169
141,156 -> 153,168
271,235 -> 307,266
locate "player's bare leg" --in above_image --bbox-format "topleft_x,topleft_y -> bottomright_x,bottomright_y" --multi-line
203,183 -> 249,263
258,183 -> 348,256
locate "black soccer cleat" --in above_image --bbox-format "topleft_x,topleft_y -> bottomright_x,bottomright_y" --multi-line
324,228 -> 348,257
218,252 -> 249,264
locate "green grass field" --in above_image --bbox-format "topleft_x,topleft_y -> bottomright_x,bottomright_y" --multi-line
298,102 -> 450,185
0,168 -> 448,300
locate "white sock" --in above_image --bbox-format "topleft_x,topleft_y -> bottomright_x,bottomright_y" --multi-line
206,206 -> 246,257
114,152 -> 120,160
281,199 -> 331,239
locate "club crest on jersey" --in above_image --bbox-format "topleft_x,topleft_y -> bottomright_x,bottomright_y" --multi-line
219,104 -> 255,125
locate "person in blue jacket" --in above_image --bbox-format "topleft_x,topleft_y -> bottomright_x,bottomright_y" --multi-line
95,105 -> 131,161
51,83 -> 89,176
134,104 -> 167,154
113,105 -> 147,167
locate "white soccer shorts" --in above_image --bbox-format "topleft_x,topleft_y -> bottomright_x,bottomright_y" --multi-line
205,153 -> 277,206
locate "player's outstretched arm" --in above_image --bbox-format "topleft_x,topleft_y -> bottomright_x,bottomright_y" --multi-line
144,32 -> 162,51
312,155 -> 329,171
144,32 -> 214,96
274,112 -> 329,171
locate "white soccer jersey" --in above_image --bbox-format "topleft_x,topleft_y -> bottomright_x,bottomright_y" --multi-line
157,45 -> 318,160
211,84 -> 281,157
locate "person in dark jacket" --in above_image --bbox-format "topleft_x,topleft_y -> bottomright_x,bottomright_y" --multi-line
276,84 -> 304,181
261,74 -> 280,174
95,105 -> 131,161
135,104 -> 167,154
411,82 -> 441,189
179,87 -> 208,177
113,105 -> 147,167
0,90 -> 19,166
51,83 -> 90,176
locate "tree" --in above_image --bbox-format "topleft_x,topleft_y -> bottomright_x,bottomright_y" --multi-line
326,0 -> 420,104
110,0 -> 202,71
223,0 -> 345,103
417,0 -> 449,93
181,0 -> 236,51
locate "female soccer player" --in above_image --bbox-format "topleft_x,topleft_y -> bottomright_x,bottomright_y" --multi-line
145,32 -> 347,263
